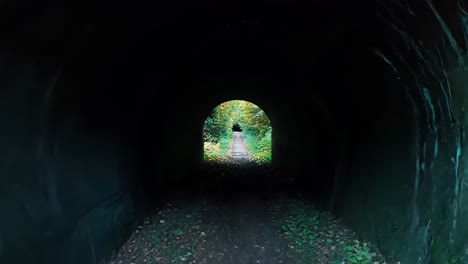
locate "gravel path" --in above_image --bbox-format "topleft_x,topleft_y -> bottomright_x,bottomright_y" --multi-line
228,132 -> 252,162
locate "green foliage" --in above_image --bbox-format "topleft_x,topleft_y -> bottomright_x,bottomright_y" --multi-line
243,129 -> 271,163
203,136 -> 231,160
279,202 -> 320,262
203,100 -> 272,162
250,126 -> 272,162
275,200 -> 380,264
344,241 -> 373,264
165,245 -> 195,263
281,207 -> 319,248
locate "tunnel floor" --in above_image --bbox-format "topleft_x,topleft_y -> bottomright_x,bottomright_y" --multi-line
103,163 -> 397,264
102,195 -> 395,264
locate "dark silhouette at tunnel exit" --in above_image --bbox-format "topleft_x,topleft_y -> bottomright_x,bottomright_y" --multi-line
232,123 -> 243,132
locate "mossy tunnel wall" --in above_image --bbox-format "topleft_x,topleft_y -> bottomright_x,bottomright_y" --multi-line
0,0 -> 467,263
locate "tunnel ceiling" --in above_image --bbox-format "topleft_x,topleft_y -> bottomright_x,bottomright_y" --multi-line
1,0 -> 462,160
65,2 -> 378,72
60,0 -> 395,130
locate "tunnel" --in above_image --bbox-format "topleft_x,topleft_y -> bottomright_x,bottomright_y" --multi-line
0,0 -> 467,263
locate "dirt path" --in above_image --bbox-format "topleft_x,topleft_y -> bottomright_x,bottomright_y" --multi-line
208,193 -> 295,264
102,161 -> 398,264
102,194 -> 398,264
228,132 -> 252,161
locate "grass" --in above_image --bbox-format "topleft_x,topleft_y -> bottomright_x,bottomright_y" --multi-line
240,130 -> 272,163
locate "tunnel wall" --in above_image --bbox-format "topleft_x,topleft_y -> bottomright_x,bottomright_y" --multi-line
0,49 -> 146,264
334,1 -> 468,263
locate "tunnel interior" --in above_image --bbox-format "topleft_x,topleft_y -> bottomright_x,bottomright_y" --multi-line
0,0 -> 467,263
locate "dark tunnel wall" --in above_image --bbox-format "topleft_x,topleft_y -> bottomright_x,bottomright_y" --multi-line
0,3 -> 147,263
333,1 -> 468,263
0,52 -> 147,263
0,0 -> 466,263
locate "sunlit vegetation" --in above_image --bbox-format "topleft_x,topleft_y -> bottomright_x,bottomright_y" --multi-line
203,100 -> 272,163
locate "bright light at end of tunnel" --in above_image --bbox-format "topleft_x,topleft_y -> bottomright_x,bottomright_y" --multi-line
202,100 -> 272,164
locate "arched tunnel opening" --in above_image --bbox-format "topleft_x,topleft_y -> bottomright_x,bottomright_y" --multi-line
203,99 -> 272,163
0,0 -> 467,263
201,99 -> 274,196
203,100 -> 273,164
